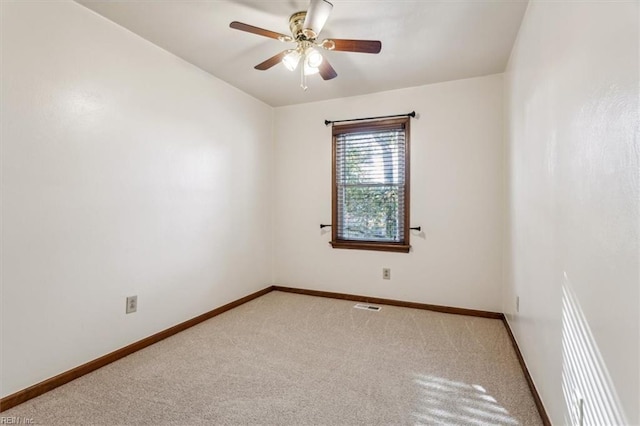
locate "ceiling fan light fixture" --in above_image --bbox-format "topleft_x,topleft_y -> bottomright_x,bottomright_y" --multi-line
305,48 -> 323,68
282,49 -> 301,71
229,0 -> 382,90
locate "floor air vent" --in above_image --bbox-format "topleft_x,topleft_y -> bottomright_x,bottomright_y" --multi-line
354,303 -> 381,312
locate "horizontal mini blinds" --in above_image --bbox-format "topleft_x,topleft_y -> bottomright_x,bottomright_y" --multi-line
335,125 -> 406,242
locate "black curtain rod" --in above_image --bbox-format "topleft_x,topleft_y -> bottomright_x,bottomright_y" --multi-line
324,111 -> 416,126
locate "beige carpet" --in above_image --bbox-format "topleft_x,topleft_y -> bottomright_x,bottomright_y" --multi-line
3,291 -> 542,425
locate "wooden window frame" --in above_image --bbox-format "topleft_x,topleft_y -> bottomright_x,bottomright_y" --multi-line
330,117 -> 411,253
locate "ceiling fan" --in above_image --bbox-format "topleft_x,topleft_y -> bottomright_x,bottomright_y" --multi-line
230,0 -> 382,90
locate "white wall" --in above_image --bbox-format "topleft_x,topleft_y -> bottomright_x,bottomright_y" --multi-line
274,75 -> 505,312
504,2 -> 639,425
1,1 -> 273,397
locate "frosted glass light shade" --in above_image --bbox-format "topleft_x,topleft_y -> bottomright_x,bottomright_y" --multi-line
306,48 -> 323,68
282,50 -> 301,71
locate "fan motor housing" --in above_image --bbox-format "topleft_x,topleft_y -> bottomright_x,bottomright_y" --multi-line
289,11 -> 311,41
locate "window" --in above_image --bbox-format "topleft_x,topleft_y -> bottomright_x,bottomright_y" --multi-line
331,117 -> 410,253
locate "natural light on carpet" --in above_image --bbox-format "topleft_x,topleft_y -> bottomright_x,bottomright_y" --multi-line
412,374 -> 518,425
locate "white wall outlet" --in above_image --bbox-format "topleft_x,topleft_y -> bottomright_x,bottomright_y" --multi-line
382,268 -> 391,280
126,295 -> 137,314
573,388 -> 585,426
577,396 -> 585,426
516,296 -> 520,313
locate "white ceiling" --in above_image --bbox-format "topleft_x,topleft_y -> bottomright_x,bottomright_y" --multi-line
76,0 -> 528,107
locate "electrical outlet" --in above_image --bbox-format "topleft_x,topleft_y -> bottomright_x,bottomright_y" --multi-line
126,295 -> 137,314
574,388 -> 585,426
577,396 -> 585,426
516,296 -> 520,313
382,268 -> 391,280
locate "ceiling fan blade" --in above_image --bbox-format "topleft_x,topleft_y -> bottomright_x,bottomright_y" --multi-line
318,58 -> 337,80
326,39 -> 382,54
303,0 -> 333,37
230,21 -> 291,41
255,51 -> 288,70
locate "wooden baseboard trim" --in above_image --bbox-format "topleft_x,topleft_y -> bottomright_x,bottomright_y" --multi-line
0,285 -> 274,412
272,286 -> 503,319
502,317 -> 551,426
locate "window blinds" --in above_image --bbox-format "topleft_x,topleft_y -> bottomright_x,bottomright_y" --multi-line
334,125 -> 406,242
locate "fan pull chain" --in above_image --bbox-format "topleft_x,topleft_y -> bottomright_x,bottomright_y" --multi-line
300,52 -> 308,91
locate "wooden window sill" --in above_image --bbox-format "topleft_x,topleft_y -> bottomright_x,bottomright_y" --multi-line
330,241 -> 411,253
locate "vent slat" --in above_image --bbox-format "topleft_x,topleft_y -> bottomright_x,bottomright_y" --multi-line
354,303 -> 381,312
